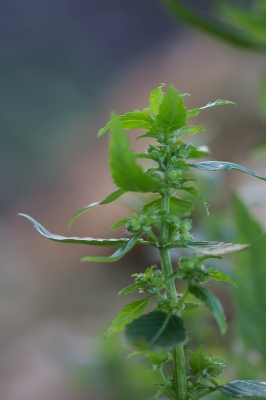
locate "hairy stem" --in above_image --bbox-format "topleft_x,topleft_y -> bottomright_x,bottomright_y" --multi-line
160,193 -> 187,400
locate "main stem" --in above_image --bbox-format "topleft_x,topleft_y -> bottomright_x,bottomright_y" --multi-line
160,194 -> 187,400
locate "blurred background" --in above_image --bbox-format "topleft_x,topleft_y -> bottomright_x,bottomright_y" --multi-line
1,0 -> 266,399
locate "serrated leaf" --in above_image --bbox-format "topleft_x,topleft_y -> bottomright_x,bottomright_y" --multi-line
109,114 -> 163,192
148,86 -> 187,136
19,213 -> 132,246
189,285 -> 227,334
208,268 -> 237,288
190,161 -> 266,182
181,186 -> 209,215
176,125 -> 205,137
109,218 -> 130,230
187,100 -> 235,118
149,84 -> 165,116
118,282 -> 145,297
216,380 -> 266,398
184,241 -> 250,255
68,188 -> 126,228
125,310 -> 186,349
189,345 -> 208,373
149,350 -> 169,365
143,196 -> 194,218
104,298 -> 150,339
120,110 -> 153,130
82,232 -> 142,263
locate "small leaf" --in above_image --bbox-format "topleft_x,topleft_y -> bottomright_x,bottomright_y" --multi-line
125,310 -> 186,349
182,186 -> 209,215
110,218 -> 130,230
189,345 -> 208,373
149,84 -> 165,116
187,100 -> 235,118
208,268 -> 237,288
184,241 -> 250,255
149,350 -> 169,365
155,386 -> 174,399
120,110 -> 153,130
143,196 -> 194,218
189,285 -> 227,334
19,214 -> 132,246
148,86 -> 187,136
68,188 -> 126,228
190,161 -> 266,182
188,145 -> 210,159
195,255 -> 222,264
82,232 -> 142,263
109,114 -> 163,192
104,298 -> 150,339
216,380 -> 266,398
118,282 -> 145,297
176,125 -> 205,137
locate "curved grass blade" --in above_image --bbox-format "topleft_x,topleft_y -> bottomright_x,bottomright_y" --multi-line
82,232 -> 143,262
216,380 -> 266,398
190,161 -> 266,181
68,188 -> 126,228
18,214 -> 133,246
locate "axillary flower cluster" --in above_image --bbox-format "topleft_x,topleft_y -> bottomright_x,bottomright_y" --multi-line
20,84 -> 266,400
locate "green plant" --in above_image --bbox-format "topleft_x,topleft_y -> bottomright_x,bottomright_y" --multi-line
20,84 -> 266,400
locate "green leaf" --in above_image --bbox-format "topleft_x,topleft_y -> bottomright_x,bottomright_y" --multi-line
149,84 -> 165,116
118,282 -> 145,297
109,114 -> 163,192
181,186 -> 209,215
148,86 -> 187,136
187,100 -> 235,118
184,241 -> 250,255
184,302 -> 201,310
68,188 -> 126,228
216,380 -> 266,398
189,285 -> 227,334
190,161 -> 266,182
125,310 -> 186,349
19,213 -> 132,246
143,196 -> 194,218
149,350 -> 169,365
208,268 -> 237,288
188,145 -> 210,159
82,232 -> 142,263
155,386 -> 174,399
97,110 -> 153,136
176,125 -> 205,137
104,298 -> 150,339
109,218 -> 130,230
120,110 -> 153,130
189,345 -> 208,373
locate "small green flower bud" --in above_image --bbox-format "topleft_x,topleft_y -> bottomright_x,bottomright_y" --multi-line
178,144 -> 191,159
180,219 -> 193,233
150,271 -> 164,286
180,257 -> 194,270
126,219 -> 141,233
167,166 -> 183,181
207,363 -> 228,377
181,233 -> 194,242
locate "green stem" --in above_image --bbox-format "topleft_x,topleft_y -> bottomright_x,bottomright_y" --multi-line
177,286 -> 190,310
160,193 -> 187,400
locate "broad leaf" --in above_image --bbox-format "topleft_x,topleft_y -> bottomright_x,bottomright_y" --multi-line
82,232 -> 142,262
104,298 -> 150,339
97,110 -> 153,136
216,380 -> 266,398
68,188 -> 126,228
176,125 -> 205,137
181,186 -> 209,215
148,86 -> 187,136
19,214 -> 132,246
149,84 -> 165,116
118,282 -> 145,297
189,345 -> 208,373
184,241 -> 250,255
187,100 -> 235,118
208,268 -> 237,288
190,161 -> 266,182
109,114 -> 163,192
143,196 -> 194,218
125,310 -> 186,349
189,285 -> 227,334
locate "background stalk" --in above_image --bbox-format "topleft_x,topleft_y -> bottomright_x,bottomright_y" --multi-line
160,193 -> 188,400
